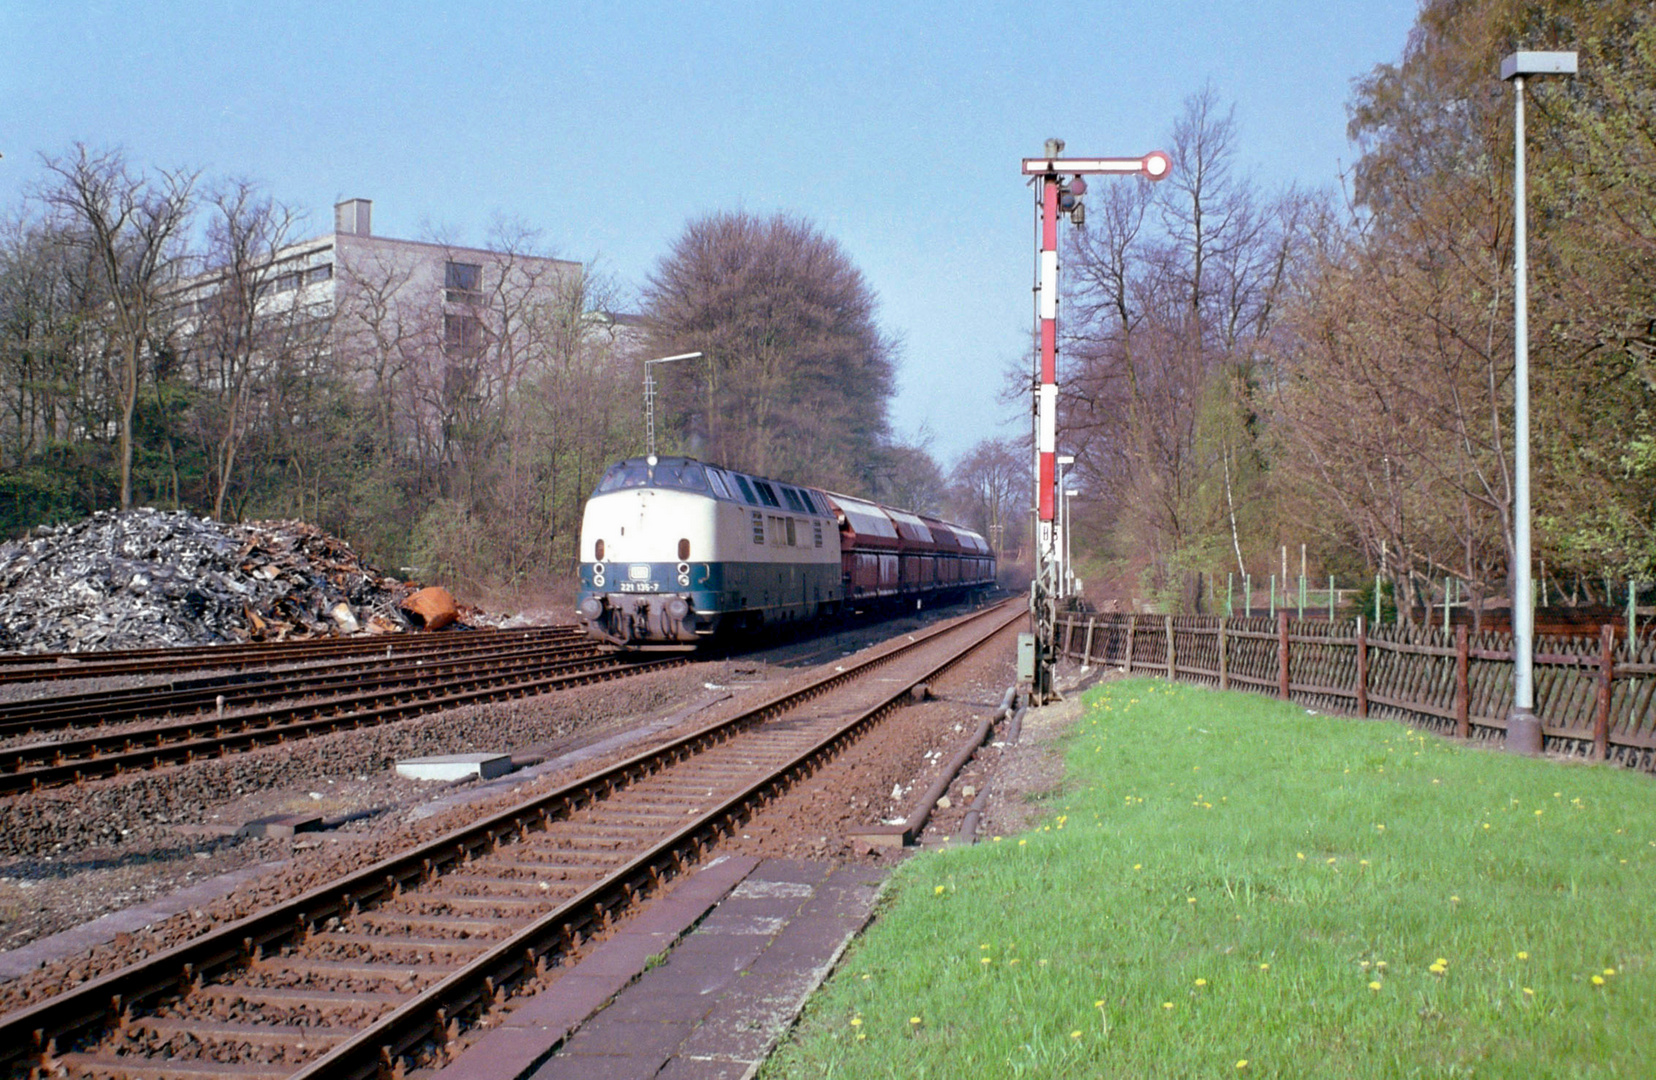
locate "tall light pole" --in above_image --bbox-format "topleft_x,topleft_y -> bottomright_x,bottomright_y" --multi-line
1021,140 -> 1171,703
1500,50 -> 1576,755
643,351 -> 702,458
1056,454 -> 1075,599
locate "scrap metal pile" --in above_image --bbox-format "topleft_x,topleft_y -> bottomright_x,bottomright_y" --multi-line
0,508 -> 423,653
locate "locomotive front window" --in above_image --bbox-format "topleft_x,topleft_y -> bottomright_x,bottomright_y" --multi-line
656,462 -> 708,492
706,470 -> 732,500
595,462 -> 651,493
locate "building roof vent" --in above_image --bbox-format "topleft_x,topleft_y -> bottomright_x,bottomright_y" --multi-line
334,198 -> 372,237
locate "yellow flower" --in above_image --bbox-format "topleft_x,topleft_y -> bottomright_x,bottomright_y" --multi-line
981,957 -> 992,965
1522,987 -> 1534,997
1070,1030 -> 1083,1039
1094,999 -> 1105,1008
1604,967 -> 1617,977
1435,957 -> 1449,967
934,885 -> 946,896
1162,1002 -> 1175,1010
1591,975 -> 1605,986
1369,981 -> 1382,991
1450,895 -> 1461,903
1296,852 -> 1305,860
1133,863 -> 1142,870
1237,1061 -> 1249,1070
1376,961 -> 1387,971
1194,978 -> 1208,987
1258,963 -> 1270,971
1429,963 -> 1446,976
910,1015 -> 923,1025
1516,951 -> 1529,960
1018,839 -> 1027,847
850,1017 -> 863,1027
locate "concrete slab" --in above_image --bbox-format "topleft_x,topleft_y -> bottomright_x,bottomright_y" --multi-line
525,857 -> 888,1080
394,752 -> 515,782
235,813 -> 323,839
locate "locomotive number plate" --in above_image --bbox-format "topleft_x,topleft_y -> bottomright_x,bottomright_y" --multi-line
618,582 -> 660,593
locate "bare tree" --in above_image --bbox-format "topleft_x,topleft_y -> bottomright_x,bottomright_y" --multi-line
39,145 -> 196,509
640,211 -> 895,490
183,181 -> 314,519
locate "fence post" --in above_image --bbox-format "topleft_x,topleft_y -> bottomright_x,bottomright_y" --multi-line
1125,615 -> 1135,674
1083,617 -> 1096,667
1219,618 -> 1230,691
1278,611 -> 1290,701
1596,623 -> 1615,761
1455,625 -> 1469,739
1356,616 -> 1369,718
1166,615 -> 1176,679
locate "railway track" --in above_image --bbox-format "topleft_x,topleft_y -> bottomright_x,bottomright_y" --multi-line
0,627 -> 582,687
0,633 -> 604,740
1,598 -> 1021,1080
0,644 -> 679,797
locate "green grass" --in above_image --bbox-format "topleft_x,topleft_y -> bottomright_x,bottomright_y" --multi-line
760,678 -> 1656,1079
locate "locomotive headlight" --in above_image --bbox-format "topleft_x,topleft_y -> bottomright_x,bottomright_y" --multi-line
578,597 -> 603,620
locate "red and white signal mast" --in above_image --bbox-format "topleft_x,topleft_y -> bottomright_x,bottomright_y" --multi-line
1021,138 -> 1170,703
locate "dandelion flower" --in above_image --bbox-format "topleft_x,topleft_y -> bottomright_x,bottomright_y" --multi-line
1195,978 -> 1207,987
1522,987 -> 1534,997
1450,895 -> 1461,903
1296,852 -> 1306,860
1591,975 -> 1605,986
1133,864 -> 1142,871
1070,1030 -> 1083,1039
1369,981 -> 1383,991
1237,1061 -> 1249,1070
1162,1002 -> 1175,1010
1604,967 -> 1617,977
1258,963 -> 1270,971
910,1015 -> 923,1025
1094,999 -> 1105,1008
850,1017 -> 863,1027
1376,961 -> 1387,971
1516,951 -> 1529,960
1436,957 -> 1449,967
981,957 -> 992,965
934,885 -> 946,896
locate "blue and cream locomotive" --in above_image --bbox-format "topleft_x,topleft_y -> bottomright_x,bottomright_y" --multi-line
575,455 -> 995,648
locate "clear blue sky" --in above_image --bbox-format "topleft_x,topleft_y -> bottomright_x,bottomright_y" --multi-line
1,0 -> 1420,468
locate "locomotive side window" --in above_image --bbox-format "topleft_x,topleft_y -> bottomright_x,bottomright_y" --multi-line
753,481 -> 781,508
706,470 -> 731,500
733,474 -> 758,504
752,511 -> 764,544
780,487 -> 806,513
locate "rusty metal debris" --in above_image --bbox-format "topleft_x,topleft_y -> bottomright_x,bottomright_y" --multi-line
0,508 -> 420,653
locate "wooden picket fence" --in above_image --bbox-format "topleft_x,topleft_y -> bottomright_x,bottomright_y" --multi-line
1055,612 -> 1656,771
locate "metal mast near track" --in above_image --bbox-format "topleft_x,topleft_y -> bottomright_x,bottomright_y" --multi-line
1021,140 -> 1170,704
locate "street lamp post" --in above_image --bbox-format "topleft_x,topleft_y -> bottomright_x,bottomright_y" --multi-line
1500,50 -> 1576,755
643,351 -> 703,458
1055,454 -> 1075,600
1063,486 -> 1081,597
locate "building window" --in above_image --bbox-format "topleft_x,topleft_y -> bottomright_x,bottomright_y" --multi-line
307,264 -> 333,285
273,272 -> 301,293
445,261 -> 482,302
444,313 -> 483,349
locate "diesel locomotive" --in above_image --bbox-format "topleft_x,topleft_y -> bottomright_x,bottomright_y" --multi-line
575,455 -> 995,648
